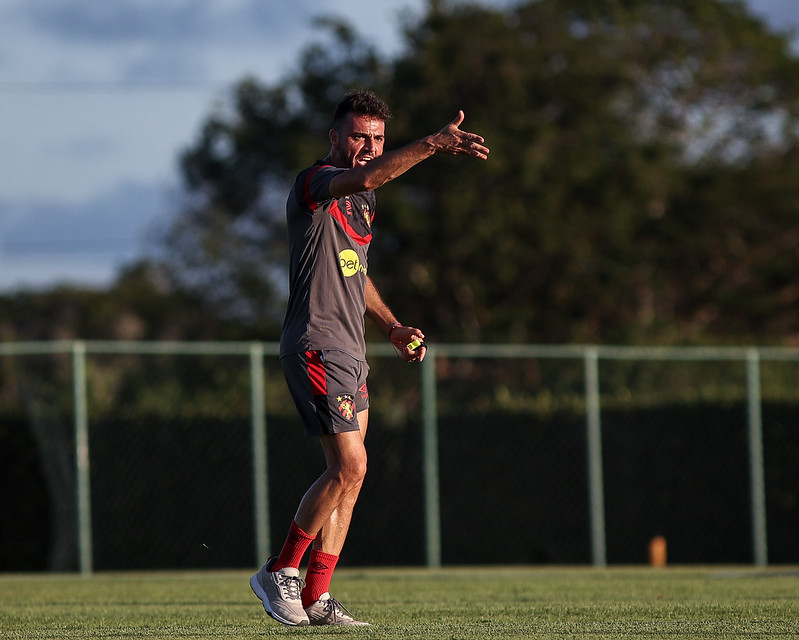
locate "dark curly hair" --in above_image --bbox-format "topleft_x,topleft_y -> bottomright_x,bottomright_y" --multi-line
331,90 -> 392,129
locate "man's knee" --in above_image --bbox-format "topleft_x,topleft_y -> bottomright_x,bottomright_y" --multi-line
333,454 -> 367,490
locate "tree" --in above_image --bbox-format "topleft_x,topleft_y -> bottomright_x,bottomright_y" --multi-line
0,261 -> 248,343
162,0 -> 799,345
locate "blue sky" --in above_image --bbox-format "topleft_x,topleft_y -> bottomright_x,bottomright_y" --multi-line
0,0 -> 796,292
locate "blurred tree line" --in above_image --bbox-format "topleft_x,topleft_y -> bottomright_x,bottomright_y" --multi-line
2,0 -> 799,346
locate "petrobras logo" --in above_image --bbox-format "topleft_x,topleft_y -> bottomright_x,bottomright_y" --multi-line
339,249 -> 367,277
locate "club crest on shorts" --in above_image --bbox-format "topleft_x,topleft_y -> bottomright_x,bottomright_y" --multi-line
336,394 -> 355,421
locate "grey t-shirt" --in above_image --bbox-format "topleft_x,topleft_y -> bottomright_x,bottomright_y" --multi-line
280,160 -> 377,361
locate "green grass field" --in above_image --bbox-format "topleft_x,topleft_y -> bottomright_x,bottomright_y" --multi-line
1,567 -> 797,639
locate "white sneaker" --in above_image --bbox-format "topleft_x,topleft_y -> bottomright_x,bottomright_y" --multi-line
304,592 -> 370,626
250,558 -> 309,626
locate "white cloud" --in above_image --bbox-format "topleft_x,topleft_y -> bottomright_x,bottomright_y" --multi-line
0,180 -> 169,290
19,1 -> 281,47
2,89 -> 222,203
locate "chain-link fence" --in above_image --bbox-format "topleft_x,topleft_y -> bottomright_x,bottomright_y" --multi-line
1,341 -> 797,573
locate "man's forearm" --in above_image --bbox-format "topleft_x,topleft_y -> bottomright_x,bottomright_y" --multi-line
330,111 -> 488,198
330,138 -> 436,198
364,276 -> 398,336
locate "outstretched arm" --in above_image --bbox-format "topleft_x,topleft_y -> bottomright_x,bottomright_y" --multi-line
364,276 -> 426,362
329,111 -> 489,198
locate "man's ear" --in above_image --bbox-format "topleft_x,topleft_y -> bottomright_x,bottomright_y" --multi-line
329,128 -> 338,147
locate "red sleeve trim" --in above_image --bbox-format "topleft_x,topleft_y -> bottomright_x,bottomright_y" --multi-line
329,200 -> 372,246
302,165 -> 372,246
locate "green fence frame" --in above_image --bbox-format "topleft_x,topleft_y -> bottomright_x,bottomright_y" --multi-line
3,340 -> 794,573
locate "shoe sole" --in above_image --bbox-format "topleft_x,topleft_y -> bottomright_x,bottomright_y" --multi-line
249,573 -> 308,626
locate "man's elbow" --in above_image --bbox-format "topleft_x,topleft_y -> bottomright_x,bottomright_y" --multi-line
330,170 -> 385,197
351,165 -> 390,192
361,174 -> 390,191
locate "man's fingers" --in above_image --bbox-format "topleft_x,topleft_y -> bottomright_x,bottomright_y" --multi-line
469,141 -> 490,159
438,110 -> 490,159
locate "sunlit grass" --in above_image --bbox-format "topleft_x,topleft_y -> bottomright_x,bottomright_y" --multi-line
1,567 -> 797,639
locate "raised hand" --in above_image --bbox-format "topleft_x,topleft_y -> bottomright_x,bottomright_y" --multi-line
430,110 -> 490,160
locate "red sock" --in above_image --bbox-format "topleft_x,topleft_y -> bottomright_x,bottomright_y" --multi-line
302,549 -> 339,607
272,521 -> 315,571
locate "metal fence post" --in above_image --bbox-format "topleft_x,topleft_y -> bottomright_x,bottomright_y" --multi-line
421,347 -> 441,568
72,340 -> 93,575
250,342 -> 270,566
584,347 -> 607,567
746,348 -> 768,566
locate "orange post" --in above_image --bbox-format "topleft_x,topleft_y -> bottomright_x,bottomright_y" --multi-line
649,535 -> 667,567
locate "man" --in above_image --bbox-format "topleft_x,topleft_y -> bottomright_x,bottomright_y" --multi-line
250,90 -> 489,626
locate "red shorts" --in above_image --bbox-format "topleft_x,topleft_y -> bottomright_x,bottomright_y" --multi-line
281,350 -> 370,436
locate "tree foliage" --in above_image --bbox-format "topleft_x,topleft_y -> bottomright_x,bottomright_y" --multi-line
161,0 -> 799,345
0,262 -> 249,342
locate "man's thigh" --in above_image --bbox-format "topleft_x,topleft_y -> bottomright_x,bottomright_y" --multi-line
281,350 -> 369,436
